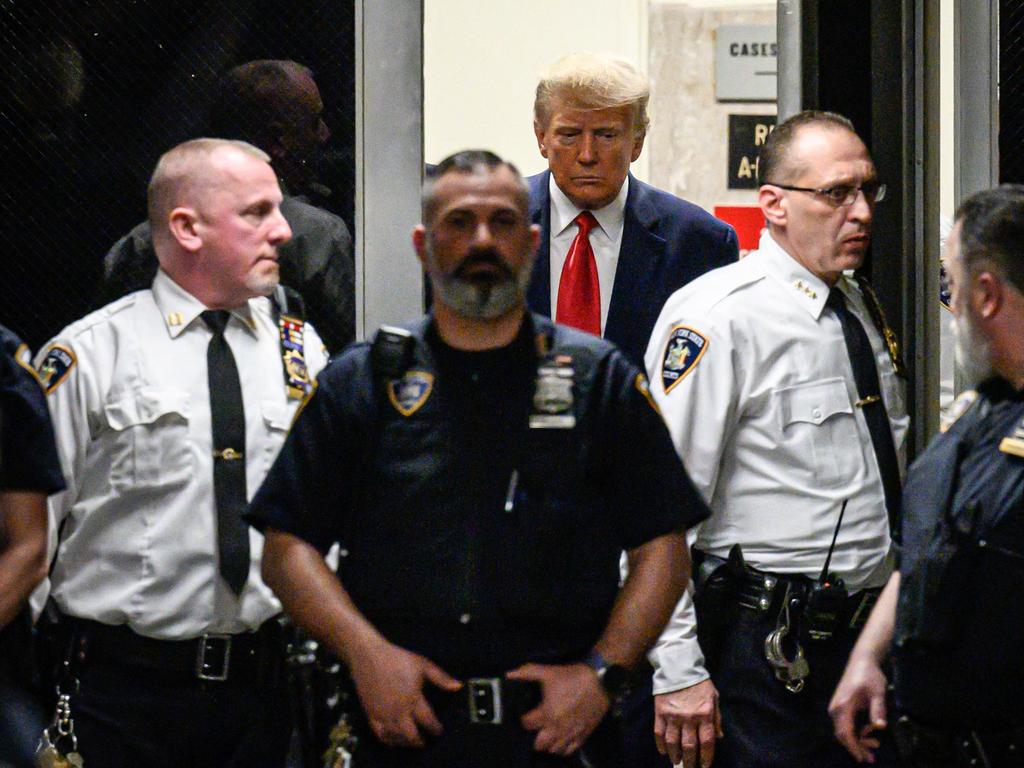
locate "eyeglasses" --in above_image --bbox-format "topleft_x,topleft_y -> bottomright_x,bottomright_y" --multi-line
769,181 -> 887,207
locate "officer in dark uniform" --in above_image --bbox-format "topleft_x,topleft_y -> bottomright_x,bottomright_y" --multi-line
247,150 -> 710,767
830,185 -> 1024,767
0,324 -> 66,767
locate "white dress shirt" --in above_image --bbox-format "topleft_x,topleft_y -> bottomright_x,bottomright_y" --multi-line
548,174 -> 629,334
38,270 -> 328,640
644,230 -> 909,693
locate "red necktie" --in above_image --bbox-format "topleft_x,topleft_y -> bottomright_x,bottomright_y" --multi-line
556,211 -> 601,335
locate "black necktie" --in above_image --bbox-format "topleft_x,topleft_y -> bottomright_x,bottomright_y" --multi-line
825,289 -> 902,535
202,310 -> 250,595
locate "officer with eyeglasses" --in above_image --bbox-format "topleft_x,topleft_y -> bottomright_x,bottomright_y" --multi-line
644,110 -> 908,768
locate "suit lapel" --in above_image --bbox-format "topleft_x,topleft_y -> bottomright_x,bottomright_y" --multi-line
527,171 -> 552,315
605,175 -> 666,341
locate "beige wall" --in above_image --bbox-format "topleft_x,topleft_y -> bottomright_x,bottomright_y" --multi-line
648,1 -> 776,213
424,0 -> 649,179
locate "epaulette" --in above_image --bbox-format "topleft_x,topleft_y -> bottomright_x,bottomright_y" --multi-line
678,258 -> 766,318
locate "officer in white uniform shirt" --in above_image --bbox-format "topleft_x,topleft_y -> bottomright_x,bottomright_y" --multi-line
36,138 -> 327,768
644,112 -> 908,768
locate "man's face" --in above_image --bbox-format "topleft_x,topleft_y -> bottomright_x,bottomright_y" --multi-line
534,100 -> 644,210
765,126 -> 877,283
277,70 -> 330,188
946,220 -> 994,385
195,150 -> 292,307
414,167 -> 540,320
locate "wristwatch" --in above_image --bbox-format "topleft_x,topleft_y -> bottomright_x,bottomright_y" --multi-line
584,650 -> 631,700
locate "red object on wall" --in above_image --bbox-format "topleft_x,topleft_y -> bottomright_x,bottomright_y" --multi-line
714,206 -> 765,252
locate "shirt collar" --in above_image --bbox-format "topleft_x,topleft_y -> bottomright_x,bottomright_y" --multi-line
549,173 -> 629,241
757,230 -> 837,320
151,269 -> 258,339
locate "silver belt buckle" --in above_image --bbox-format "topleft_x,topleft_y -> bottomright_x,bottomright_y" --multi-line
467,677 -> 503,725
195,633 -> 232,681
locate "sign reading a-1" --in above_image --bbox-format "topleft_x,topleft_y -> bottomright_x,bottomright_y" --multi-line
716,25 -> 777,102
728,114 -> 775,190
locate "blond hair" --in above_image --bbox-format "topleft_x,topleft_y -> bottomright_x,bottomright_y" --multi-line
534,53 -> 650,134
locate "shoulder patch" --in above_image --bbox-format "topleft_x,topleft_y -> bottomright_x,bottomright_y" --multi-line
13,343 -> 43,386
634,372 -> 661,415
939,389 -> 978,433
37,344 -> 76,394
387,370 -> 434,417
661,326 -> 708,394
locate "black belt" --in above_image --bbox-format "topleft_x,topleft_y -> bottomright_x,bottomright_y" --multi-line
892,715 -> 1024,768
65,615 -> 286,685
732,565 -> 880,630
426,678 -> 542,727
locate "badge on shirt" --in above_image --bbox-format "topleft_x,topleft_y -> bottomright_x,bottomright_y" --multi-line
37,344 -> 76,394
660,326 -> 708,394
634,373 -> 661,415
387,370 -> 434,417
999,415 -> 1024,459
530,355 -> 576,429
279,314 -> 311,400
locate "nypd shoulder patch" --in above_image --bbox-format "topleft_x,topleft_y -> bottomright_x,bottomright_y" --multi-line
387,370 -> 434,417
37,344 -> 76,394
661,325 -> 708,394
634,372 -> 661,414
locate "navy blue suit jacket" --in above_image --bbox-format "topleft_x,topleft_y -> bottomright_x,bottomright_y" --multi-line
527,170 -> 739,367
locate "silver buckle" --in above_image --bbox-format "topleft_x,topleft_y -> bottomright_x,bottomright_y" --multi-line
467,677 -> 502,725
195,634 -> 232,681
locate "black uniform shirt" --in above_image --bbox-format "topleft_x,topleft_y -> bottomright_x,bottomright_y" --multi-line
0,324 -> 65,494
894,377 -> 1024,730
247,313 -> 708,677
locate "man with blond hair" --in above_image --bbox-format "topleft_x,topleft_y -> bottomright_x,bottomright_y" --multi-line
36,138 -> 328,767
527,52 -> 738,368
528,53 -> 738,766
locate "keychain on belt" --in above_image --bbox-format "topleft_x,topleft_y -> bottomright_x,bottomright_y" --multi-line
35,689 -> 83,768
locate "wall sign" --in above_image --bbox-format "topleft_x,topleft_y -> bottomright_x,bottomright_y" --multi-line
715,25 -> 777,102
728,114 -> 775,189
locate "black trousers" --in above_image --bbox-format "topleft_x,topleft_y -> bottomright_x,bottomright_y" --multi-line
706,608 -> 899,768
617,665 -> 672,768
69,662 -> 292,768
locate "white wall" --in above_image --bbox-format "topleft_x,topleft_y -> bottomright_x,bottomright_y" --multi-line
424,0 -> 649,179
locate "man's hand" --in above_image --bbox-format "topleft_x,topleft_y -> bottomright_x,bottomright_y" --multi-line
349,641 -> 462,748
654,679 -> 722,768
506,662 -> 610,756
829,656 -> 888,764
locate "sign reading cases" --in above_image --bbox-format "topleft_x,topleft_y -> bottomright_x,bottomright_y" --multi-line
728,115 -> 775,190
716,25 -> 777,102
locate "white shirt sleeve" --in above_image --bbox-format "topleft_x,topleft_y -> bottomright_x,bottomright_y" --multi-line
644,296 -> 744,693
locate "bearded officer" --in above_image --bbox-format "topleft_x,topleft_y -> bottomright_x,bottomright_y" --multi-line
830,185 -> 1024,767
248,149 -> 710,767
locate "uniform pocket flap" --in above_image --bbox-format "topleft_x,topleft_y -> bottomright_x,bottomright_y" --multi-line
105,389 -> 191,429
776,378 -> 852,427
261,400 -> 293,431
